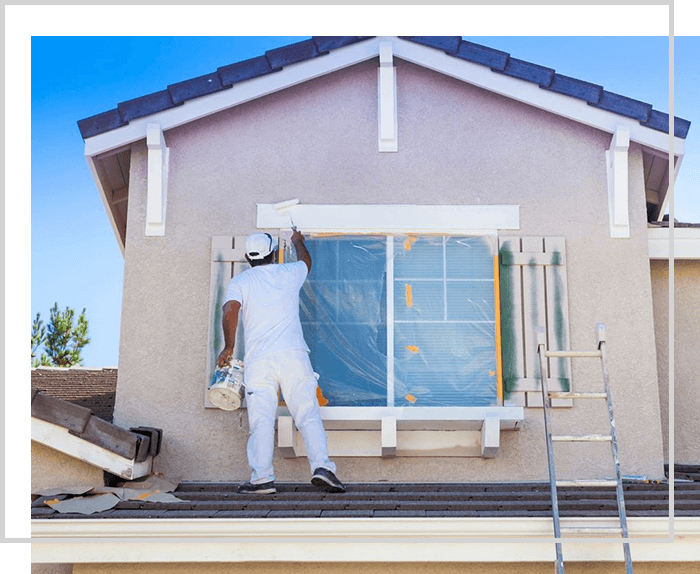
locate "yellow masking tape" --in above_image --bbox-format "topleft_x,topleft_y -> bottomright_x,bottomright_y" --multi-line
406,284 -> 413,307
405,345 -> 420,354
405,394 -> 417,403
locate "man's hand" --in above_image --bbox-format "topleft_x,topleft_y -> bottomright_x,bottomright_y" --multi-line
217,347 -> 234,369
291,227 -> 304,245
291,227 -> 312,272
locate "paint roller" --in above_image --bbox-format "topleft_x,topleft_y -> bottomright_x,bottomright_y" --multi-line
274,198 -> 300,229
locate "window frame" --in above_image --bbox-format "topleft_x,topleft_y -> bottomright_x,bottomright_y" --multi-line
296,233 -> 501,409
206,204 -> 528,457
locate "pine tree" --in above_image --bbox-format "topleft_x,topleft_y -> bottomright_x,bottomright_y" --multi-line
32,303 -> 91,367
31,313 -> 50,367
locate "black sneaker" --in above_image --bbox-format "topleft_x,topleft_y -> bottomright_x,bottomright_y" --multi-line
236,481 -> 276,494
311,468 -> 346,493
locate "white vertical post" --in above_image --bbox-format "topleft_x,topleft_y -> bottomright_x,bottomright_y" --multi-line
606,126 -> 630,238
146,123 -> 169,236
378,40 -> 398,152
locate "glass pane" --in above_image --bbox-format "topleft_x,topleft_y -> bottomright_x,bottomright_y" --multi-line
446,236 -> 494,279
394,280 -> 444,321
393,235 -> 497,407
394,236 -> 444,279
394,322 -> 497,406
299,236 -> 388,406
446,281 -> 495,321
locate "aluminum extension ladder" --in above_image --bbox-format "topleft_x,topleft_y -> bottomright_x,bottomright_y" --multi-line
536,323 -> 633,574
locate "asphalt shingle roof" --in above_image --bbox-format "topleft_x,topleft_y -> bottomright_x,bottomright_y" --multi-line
31,480 -> 699,520
31,367 -> 117,422
77,36 -> 690,141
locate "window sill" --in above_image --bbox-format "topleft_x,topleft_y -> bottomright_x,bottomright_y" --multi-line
276,406 -> 524,458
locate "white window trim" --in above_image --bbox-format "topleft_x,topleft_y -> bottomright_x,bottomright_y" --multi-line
257,203 -> 520,235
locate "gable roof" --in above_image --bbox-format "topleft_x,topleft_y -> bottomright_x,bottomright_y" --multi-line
77,36 -> 690,141
78,36 -> 690,253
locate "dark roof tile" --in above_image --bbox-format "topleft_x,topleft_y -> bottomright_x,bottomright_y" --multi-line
77,109 -> 126,139
312,36 -> 368,54
33,481 -> 698,520
545,73 -> 603,104
402,36 -> 461,54
593,90 -> 652,121
498,57 -> 555,87
642,109 -> 692,138
266,38 -> 320,70
31,386 -> 158,462
117,90 -> 179,123
217,55 -> 277,87
454,40 -> 509,71
31,367 -> 116,422
168,72 -> 229,105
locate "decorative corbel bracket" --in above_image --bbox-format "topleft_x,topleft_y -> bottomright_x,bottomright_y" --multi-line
146,123 -> 170,236
378,40 -> 398,152
605,126 -> 630,238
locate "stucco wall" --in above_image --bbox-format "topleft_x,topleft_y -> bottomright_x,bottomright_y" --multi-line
650,259 -> 700,463
113,58 -> 664,482
31,441 -> 104,493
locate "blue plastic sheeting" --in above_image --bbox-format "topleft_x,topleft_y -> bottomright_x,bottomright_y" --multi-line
287,235 -> 498,407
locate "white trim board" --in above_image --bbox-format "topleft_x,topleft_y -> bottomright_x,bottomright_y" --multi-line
31,518 -> 700,563
257,203 -> 520,234
648,227 -> 700,259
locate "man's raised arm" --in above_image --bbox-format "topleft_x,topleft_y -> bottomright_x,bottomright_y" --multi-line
291,228 -> 312,272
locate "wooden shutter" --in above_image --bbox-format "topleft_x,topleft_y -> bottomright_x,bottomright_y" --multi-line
205,236 -> 248,408
498,237 -> 572,408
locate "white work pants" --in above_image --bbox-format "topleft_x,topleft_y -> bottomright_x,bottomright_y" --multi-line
244,349 -> 335,484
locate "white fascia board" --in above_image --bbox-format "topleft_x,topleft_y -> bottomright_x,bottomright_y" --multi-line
257,204 -> 520,234
391,37 -> 685,157
83,38 -> 383,158
31,518 -> 700,563
82,36 -> 685,160
649,227 -> 700,259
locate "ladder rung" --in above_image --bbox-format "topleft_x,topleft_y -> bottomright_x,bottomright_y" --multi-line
544,350 -> 602,358
556,479 -> 618,487
560,526 -> 623,536
549,392 -> 607,400
551,435 -> 612,442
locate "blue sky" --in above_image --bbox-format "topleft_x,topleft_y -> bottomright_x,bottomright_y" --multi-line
29,33 -> 699,369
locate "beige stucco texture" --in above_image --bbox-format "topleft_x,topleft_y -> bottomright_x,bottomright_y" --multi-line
651,259 -> 700,463
114,58 -> 665,483
31,441 -> 105,493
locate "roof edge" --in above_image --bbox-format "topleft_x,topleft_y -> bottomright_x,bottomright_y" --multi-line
77,36 -> 689,142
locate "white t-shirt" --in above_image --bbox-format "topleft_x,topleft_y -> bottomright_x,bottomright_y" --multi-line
225,261 -> 310,365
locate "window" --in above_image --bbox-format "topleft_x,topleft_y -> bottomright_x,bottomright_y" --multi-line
293,235 -> 498,408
